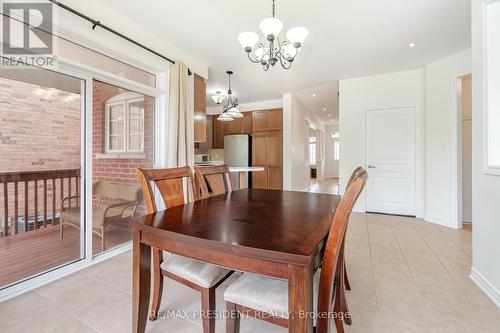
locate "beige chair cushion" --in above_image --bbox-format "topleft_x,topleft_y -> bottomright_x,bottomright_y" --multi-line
224,270 -> 321,320
161,255 -> 231,288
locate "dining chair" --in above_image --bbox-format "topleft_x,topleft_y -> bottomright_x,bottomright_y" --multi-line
136,166 -> 233,333
224,169 -> 368,333
342,165 -> 364,292
193,164 -> 234,199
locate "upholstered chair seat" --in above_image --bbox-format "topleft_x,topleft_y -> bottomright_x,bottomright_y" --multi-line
161,255 -> 231,288
224,271 -> 321,320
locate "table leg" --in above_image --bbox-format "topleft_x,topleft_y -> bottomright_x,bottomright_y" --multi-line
288,264 -> 314,333
132,230 -> 151,333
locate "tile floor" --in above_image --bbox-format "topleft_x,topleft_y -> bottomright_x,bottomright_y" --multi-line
1,214 -> 499,332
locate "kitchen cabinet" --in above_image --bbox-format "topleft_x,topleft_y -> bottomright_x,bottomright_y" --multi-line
268,109 -> 283,131
228,117 -> 242,134
228,112 -> 253,134
193,74 -> 207,142
212,115 -> 225,148
198,115 -> 212,149
241,112 -> 253,133
251,131 -> 283,190
252,110 -> 268,132
268,166 -> 283,190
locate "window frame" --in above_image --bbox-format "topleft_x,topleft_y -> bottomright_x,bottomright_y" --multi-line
104,96 -> 145,154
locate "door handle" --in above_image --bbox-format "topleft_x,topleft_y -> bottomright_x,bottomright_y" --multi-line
368,165 -> 376,169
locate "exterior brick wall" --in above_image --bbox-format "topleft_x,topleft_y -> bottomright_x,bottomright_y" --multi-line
0,78 -> 154,235
92,80 -> 154,184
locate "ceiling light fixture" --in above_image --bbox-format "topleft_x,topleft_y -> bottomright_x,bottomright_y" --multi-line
408,42 -> 417,48
237,0 -> 308,71
312,94 -> 316,97
217,71 -> 242,122
211,91 -> 225,104
323,107 -> 327,111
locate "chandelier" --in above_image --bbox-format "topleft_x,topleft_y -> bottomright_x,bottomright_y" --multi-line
217,71 -> 242,122
237,0 -> 309,71
211,91 -> 225,104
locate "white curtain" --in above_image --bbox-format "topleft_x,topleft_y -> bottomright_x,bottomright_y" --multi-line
167,61 -> 194,168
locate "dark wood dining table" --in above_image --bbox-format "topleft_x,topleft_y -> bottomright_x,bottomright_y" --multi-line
132,188 -> 341,333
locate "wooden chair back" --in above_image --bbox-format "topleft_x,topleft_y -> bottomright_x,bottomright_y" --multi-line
316,169 -> 367,332
346,166 -> 364,190
135,167 -> 197,214
193,165 -> 234,199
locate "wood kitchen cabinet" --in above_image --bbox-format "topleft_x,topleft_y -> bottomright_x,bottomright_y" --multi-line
193,74 -> 207,142
228,112 -> 253,134
251,131 -> 283,190
268,109 -> 283,131
212,115 -> 225,148
252,108 -> 282,132
252,110 -> 268,132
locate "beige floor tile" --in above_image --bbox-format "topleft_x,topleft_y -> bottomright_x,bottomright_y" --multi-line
379,315 -> 436,333
2,211 -> 496,333
0,292 -> 95,333
34,272 -> 132,330
376,288 -> 432,324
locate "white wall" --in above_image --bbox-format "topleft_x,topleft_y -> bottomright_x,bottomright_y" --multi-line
470,0 -> 500,308
424,50 -> 471,227
283,95 -> 325,191
339,69 -> 425,214
324,124 -> 339,179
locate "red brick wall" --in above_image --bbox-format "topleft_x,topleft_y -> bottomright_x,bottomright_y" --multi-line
0,78 -> 154,233
0,78 -> 81,231
92,80 -> 154,182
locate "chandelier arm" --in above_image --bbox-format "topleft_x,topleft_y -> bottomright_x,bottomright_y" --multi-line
247,51 -> 262,64
277,53 -> 292,70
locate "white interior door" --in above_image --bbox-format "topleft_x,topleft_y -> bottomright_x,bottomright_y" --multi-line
365,107 -> 416,215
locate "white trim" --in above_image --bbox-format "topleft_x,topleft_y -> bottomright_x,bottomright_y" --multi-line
483,1 -> 500,175
450,71 -> 472,230
470,267 -> 500,309
424,215 -> 456,228
206,99 -> 282,115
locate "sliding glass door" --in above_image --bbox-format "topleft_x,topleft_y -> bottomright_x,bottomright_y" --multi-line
0,67 -> 86,289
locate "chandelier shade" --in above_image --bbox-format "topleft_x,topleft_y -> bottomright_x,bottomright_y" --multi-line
286,27 -> 309,48
237,32 -> 259,51
259,17 -> 283,39
226,107 -> 243,118
211,91 -> 225,104
237,0 -> 308,71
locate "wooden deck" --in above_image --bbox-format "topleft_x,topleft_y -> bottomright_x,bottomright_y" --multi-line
0,221 -> 132,289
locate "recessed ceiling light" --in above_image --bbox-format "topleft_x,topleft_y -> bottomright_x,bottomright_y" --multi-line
312,94 -> 316,97
323,107 -> 327,111
408,42 -> 417,49
328,114 -> 331,117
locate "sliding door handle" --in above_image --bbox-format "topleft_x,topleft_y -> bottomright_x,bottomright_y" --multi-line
367,165 -> 376,169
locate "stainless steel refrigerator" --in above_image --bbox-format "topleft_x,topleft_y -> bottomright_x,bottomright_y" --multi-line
224,134 -> 251,189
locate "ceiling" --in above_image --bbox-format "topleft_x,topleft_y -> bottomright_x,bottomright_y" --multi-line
100,0 -> 470,107
294,82 -> 339,125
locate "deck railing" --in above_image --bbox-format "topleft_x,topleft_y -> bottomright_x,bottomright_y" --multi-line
0,169 -> 80,237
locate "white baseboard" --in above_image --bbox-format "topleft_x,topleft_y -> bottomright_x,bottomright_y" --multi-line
424,215 -> 458,229
470,267 -> 500,309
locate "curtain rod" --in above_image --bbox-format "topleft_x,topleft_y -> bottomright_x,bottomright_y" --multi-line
49,0 -> 176,65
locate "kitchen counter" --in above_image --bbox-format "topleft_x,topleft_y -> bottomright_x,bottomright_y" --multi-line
228,166 -> 265,172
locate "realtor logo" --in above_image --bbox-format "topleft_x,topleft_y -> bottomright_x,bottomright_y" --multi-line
1,0 -> 57,68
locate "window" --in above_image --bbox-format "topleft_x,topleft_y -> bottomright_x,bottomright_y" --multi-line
334,141 -> 340,160
486,2 -> 500,174
105,94 -> 145,153
309,136 -> 316,166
